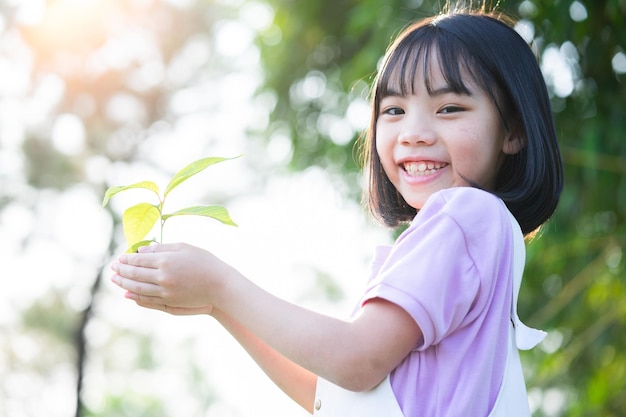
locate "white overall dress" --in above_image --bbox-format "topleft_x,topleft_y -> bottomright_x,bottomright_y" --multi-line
313,213 -> 546,417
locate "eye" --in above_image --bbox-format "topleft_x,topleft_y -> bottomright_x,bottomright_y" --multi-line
438,105 -> 465,114
381,106 -> 405,116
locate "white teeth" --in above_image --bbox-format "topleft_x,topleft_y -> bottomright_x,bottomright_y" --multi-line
404,161 -> 445,176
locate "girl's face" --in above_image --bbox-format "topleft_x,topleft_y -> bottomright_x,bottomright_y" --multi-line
375,55 -> 520,210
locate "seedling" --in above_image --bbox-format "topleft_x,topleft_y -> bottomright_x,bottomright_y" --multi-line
102,156 -> 238,252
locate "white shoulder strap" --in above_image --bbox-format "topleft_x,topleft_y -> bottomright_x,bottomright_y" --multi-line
507,211 -> 546,350
487,212 -> 546,417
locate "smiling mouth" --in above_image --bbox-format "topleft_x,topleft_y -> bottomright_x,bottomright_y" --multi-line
403,161 -> 448,176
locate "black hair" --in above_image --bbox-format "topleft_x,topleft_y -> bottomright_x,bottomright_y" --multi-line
362,11 -> 564,236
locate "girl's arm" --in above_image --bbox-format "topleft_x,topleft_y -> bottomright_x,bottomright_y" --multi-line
125,299 -> 318,411
212,309 -> 318,412
110,242 -> 422,392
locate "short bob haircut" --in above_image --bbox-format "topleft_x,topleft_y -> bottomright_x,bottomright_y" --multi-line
362,11 -> 564,236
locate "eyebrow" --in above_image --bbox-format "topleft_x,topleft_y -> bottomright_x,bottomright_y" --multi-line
429,86 -> 470,97
382,85 -> 472,98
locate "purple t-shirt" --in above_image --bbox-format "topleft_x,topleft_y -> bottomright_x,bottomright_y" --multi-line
361,187 -> 516,417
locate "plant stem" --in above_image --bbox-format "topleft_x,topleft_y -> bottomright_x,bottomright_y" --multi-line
159,199 -> 165,244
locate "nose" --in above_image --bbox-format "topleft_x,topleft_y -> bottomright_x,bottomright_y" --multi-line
397,115 -> 436,145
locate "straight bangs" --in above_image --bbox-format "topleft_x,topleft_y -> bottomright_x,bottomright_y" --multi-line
375,21 -> 513,128
377,24 -> 479,106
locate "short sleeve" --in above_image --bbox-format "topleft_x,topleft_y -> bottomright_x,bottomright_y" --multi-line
360,187 -> 513,350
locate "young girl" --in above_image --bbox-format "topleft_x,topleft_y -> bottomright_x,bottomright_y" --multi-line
111,8 -> 563,417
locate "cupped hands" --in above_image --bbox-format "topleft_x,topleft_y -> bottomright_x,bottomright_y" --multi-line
110,242 -> 232,316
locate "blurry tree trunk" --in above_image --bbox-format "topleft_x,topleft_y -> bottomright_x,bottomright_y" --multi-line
74,213 -> 119,417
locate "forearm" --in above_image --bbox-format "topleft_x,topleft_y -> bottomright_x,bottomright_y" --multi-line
212,267 -> 390,391
212,308 -> 317,412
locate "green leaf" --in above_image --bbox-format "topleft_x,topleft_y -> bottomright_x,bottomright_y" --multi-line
162,205 -> 237,227
126,239 -> 156,253
122,203 -> 160,245
163,156 -> 240,198
102,181 -> 161,207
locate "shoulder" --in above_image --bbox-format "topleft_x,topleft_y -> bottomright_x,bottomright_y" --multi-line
405,187 -> 512,245
425,187 -> 503,214
418,187 -> 507,225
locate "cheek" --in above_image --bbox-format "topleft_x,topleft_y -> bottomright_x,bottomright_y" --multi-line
454,128 -> 505,186
375,124 -> 395,156
450,127 -> 481,161
374,135 -> 396,180
374,131 -> 387,161
457,121 -> 501,156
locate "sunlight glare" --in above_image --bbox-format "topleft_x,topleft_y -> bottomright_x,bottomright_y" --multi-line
318,113 -> 353,145
514,19 -> 535,44
166,34 -> 212,86
612,51 -> 626,74
0,34 -> 33,96
51,113 -> 86,156
85,155 -> 111,184
0,99 -> 27,149
239,2 -> 275,32
527,387 -> 542,414
302,71 -> 327,99
215,20 -> 254,58
347,97 -> 371,131
541,43 -> 579,98
19,0 -> 114,54
539,329 -> 564,354
90,27 -> 160,74
50,185 -> 113,258
14,0 -> 46,26
267,130 -> 293,165
0,202 -> 36,245
105,92 -> 147,124
26,73 -> 65,126
517,0 -> 538,18
541,388 -> 568,416
126,58 -> 166,92
569,1 -> 588,22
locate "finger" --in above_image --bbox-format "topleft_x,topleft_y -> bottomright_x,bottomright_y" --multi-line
112,273 -> 162,297
130,297 -> 168,312
124,290 -> 212,316
136,300 -> 209,316
127,293 -> 182,314
118,252 -> 162,268
124,289 -> 169,304
137,242 -> 184,254
119,243 -> 186,267
111,261 -> 157,284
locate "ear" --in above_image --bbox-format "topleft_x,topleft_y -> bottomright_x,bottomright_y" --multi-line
502,125 -> 524,155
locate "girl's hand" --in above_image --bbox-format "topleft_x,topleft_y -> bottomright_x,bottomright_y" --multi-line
110,243 -> 232,315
